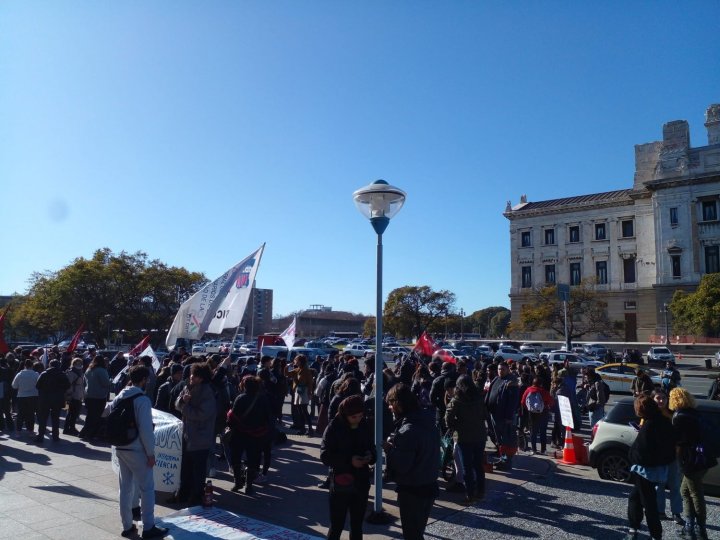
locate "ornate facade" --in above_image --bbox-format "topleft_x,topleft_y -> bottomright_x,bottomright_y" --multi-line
505,104 -> 720,342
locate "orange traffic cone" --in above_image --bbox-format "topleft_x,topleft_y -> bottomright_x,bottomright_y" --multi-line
559,426 -> 578,465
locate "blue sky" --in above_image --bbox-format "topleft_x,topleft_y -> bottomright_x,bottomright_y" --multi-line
1,2 -> 719,318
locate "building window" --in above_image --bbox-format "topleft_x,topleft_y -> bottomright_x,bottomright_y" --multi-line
621,220 -> 634,238
624,301 -> 637,310
595,261 -> 607,285
521,231 -> 532,247
702,200 -> 718,222
568,225 -> 580,243
623,257 -> 636,283
595,223 -> 606,240
544,228 -> 555,245
545,264 -> 556,284
706,246 -> 720,274
521,266 -> 532,288
671,255 -> 681,278
570,262 -> 581,285
670,207 -> 679,226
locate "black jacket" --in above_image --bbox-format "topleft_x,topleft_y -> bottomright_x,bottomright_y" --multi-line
673,408 -> 719,474
628,412 -> 676,468
386,409 -> 440,489
320,416 -> 375,490
36,366 -> 71,406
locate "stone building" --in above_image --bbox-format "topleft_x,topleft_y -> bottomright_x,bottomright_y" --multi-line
504,103 -> 720,343
239,288 -> 273,338
273,305 -> 369,338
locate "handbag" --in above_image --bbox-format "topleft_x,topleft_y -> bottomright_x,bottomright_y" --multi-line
329,471 -> 356,495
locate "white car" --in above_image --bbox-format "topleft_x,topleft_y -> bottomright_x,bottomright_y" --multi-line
494,346 -> 537,363
594,363 -> 662,394
647,346 -> 675,365
343,344 -> 370,357
545,351 -> 604,369
191,343 -> 206,354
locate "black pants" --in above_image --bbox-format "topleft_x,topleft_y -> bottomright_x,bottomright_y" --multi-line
81,397 -> 106,437
178,447 -> 210,503
0,396 -> 14,431
397,489 -> 436,540
327,487 -> 369,540
64,399 -> 82,432
230,432 -> 262,482
628,472 -> 662,538
17,396 -> 37,431
37,398 -> 63,438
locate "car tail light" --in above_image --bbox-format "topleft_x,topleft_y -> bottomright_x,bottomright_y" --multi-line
591,422 -> 599,442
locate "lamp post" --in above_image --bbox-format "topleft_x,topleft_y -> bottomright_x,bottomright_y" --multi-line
353,179 -> 406,523
662,303 -> 670,345
459,308 -> 465,340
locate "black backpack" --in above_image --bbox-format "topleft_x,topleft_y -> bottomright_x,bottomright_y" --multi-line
106,394 -> 142,446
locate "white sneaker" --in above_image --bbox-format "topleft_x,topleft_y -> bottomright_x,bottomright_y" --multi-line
255,473 -> 267,484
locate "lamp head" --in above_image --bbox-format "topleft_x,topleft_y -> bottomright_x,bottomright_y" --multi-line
353,179 -> 406,235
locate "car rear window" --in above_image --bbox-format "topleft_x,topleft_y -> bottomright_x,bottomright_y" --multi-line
605,402 -> 638,425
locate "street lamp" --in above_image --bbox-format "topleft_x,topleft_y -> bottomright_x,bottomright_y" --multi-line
459,308 -> 465,340
353,179 -> 406,523
662,303 -> 670,345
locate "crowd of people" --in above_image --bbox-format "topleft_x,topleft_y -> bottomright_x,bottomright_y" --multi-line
0,343 -> 715,540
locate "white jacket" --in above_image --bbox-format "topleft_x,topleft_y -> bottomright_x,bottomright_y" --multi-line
12,369 -> 39,398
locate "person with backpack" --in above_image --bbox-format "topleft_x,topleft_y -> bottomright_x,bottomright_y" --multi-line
584,369 -> 609,428
669,387 -> 716,540
63,357 -> 86,435
519,376 -> 554,455
107,365 -> 168,540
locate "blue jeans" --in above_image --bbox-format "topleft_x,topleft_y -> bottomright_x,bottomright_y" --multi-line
656,459 -> 682,515
589,406 -> 605,427
458,442 -> 486,497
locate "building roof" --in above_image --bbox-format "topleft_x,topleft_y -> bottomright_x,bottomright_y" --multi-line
510,189 -> 633,213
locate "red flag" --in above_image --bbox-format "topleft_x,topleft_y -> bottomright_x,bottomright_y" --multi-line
129,335 -> 151,356
0,306 -> 9,355
66,323 -> 85,353
437,349 -> 457,364
413,331 -> 439,357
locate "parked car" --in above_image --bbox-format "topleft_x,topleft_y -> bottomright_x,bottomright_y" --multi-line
647,346 -> 676,365
583,343 -> 609,359
343,344 -> 370,357
545,351 -> 604,369
594,363 -> 662,394
494,346 -> 537,363
589,397 -> 720,494
191,343 -> 207,354
475,345 -> 495,359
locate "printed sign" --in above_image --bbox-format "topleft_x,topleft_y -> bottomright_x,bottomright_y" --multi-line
159,506 -> 323,540
111,408 -> 183,493
557,395 -> 574,430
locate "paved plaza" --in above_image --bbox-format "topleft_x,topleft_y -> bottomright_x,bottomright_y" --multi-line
2,424 -> 718,540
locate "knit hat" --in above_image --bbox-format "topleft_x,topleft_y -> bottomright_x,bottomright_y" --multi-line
338,395 -> 365,418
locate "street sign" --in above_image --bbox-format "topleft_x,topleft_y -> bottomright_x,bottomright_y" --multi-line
557,283 -> 570,302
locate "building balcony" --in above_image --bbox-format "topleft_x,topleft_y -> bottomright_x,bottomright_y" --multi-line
698,220 -> 720,238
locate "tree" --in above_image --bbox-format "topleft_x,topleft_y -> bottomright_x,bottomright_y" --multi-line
9,248 -> 207,346
670,274 -> 720,337
383,285 -> 455,339
489,310 -> 511,337
512,280 -> 619,341
467,306 -> 510,337
363,317 -> 376,337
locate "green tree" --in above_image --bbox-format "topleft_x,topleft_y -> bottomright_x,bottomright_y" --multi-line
363,317 -> 376,338
512,280 -> 619,341
468,306 -> 510,337
670,274 -> 720,337
383,285 -> 455,339
489,309 -> 512,337
10,248 -> 207,346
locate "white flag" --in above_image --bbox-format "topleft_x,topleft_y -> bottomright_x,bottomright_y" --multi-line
140,345 -> 161,373
279,316 -> 297,349
166,244 -> 265,349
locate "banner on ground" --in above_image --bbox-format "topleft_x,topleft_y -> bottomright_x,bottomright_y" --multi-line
166,245 -> 265,349
159,506 -> 323,540
111,408 -> 183,493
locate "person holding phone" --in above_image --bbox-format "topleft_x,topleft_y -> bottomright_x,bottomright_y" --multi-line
320,394 -> 375,540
